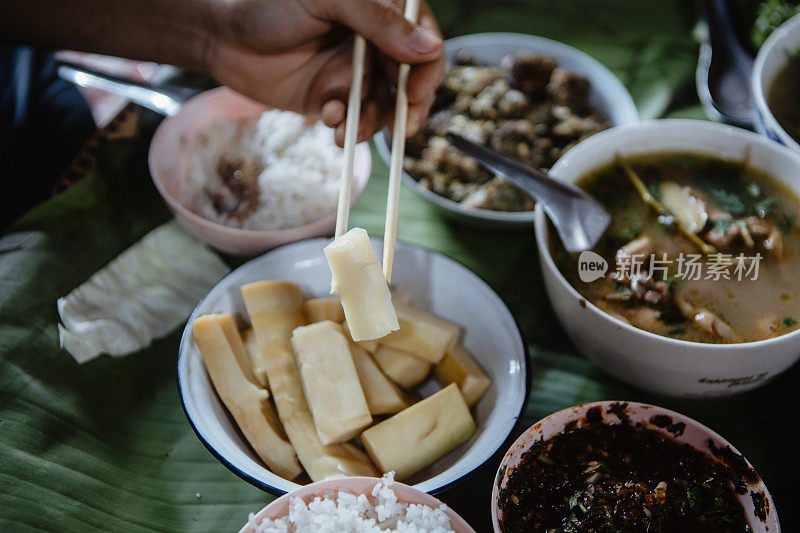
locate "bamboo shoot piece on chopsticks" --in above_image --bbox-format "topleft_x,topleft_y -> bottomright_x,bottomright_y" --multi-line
291,321 -> 372,444
193,313 -> 300,479
329,34 -> 367,295
242,281 -> 377,481
325,8 -> 421,290
325,228 -> 399,341
341,320 -> 380,353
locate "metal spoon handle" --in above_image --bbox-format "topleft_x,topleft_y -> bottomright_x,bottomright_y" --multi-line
446,132 -> 610,251
56,61 -> 199,116
704,0 -> 753,66
697,0 -> 754,127
445,132 -> 586,204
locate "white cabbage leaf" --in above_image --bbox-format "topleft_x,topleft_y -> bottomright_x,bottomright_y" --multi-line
58,222 -> 230,363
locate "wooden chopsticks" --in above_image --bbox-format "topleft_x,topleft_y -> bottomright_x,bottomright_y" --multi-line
382,0 -> 421,283
334,0 -> 422,284
334,35 -> 367,240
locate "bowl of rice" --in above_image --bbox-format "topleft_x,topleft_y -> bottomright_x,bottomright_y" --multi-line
148,87 -> 371,256
242,474 -> 475,533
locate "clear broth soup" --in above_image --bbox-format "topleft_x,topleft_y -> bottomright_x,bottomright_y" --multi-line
550,153 -> 800,343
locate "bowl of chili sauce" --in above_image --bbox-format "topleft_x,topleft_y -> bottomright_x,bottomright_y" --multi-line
491,401 -> 779,532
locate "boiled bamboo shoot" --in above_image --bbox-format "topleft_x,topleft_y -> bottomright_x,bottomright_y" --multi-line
242,282 -> 377,481
302,297 -> 345,323
434,342 -> 490,406
361,383 -> 475,480
350,343 -> 408,414
291,321 -> 372,444
373,345 -> 432,389
324,228 -> 399,341
379,302 -> 459,363
242,328 -> 269,390
193,314 -> 300,479
240,281 -> 306,387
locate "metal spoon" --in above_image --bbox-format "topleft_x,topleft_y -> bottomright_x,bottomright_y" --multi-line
56,61 -> 201,116
446,132 -> 610,252
696,0 -> 754,127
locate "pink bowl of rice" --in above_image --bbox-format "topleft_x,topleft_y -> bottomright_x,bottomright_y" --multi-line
148,87 -> 371,256
241,474 -> 475,533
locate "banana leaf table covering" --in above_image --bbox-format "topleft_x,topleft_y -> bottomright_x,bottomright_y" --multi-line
2,1 -> 797,531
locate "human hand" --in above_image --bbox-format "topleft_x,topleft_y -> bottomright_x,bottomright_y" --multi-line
204,0 -> 445,146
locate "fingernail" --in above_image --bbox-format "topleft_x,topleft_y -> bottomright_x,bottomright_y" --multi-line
322,100 -> 345,125
408,28 -> 441,54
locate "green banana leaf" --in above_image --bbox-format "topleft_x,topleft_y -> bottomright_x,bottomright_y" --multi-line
1,1 -> 797,532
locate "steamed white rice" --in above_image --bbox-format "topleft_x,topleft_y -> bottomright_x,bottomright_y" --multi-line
182,110 -> 343,231
247,473 -> 454,533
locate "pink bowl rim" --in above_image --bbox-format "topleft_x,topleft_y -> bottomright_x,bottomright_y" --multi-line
240,476 -> 476,533
490,400 -> 780,533
147,87 -> 371,239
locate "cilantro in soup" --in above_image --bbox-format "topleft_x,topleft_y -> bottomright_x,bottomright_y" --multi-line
549,152 -> 800,343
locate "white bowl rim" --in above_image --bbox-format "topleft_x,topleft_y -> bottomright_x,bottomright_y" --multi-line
490,400 -> 779,532
373,31 -> 640,224
177,236 -> 530,496
148,88 -> 372,239
533,118 -> 800,351
752,13 -> 800,152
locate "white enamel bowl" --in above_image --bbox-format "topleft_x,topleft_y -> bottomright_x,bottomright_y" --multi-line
491,402 -> 780,532
178,237 -> 528,495
374,32 -> 639,228
534,119 -> 800,397
753,14 -> 800,153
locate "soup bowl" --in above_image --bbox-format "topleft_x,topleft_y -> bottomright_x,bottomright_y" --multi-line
753,13 -> 800,153
490,401 -> 780,532
533,119 -> 800,397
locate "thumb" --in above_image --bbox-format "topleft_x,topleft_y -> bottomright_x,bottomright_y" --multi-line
324,0 -> 442,64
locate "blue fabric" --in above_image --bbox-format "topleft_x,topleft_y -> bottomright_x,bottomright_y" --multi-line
0,45 -> 96,230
